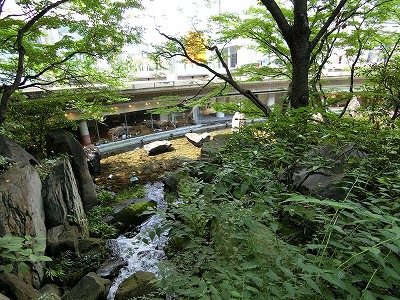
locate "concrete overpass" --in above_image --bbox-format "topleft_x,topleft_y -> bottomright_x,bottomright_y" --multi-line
68,76 -> 364,145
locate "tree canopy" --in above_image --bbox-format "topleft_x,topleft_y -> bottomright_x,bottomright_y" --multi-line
153,0 -> 399,115
0,0 -> 142,125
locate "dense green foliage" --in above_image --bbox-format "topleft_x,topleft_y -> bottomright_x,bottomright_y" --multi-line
87,186 -> 146,239
153,110 -> 400,299
0,235 -> 51,275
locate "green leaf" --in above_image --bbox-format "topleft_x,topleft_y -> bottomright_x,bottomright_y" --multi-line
360,246 -> 381,255
321,273 -> 348,291
361,290 -> 376,300
283,282 -> 295,297
304,277 -> 322,295
18,262 -> 29,274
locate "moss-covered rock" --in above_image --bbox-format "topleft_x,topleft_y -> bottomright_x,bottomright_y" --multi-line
115,271 -> 156,300
111,201 -> 156,232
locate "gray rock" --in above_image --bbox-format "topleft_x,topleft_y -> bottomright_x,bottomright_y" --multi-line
115,271 -> 156,300
161,172 -> 178,192
62,272 -> 111,300
78,238 -> 103,253
0,273 -> 41,300
143,140 -> 172,155
42,160 -> 88,237
0,163 -> 46,287
292,144 -> 368,200
40,284 -> 61,300
0,293 -> 10,300
83,145 -> 101,174
0,134 -> 39,165
47,129 -> 97,211
96,257 -> 127,279
47,224 -> 79,255
185,132 -> 210,147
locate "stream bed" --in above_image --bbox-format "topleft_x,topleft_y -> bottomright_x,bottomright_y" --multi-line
107,181 -> 168,300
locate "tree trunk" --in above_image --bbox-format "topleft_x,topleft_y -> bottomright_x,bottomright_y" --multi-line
290,48 -> 310,108
288,1 -> 310,109
0,88 -> 12,125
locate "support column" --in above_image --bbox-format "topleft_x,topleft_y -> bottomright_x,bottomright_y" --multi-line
267,94 -> 275,106
79,120 -> 91,146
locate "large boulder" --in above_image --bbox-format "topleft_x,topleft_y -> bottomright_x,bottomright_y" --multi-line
42,160 -> 89,237
47,224 -> 80,255
114,271 -> 157,300
143,140 -> 172,156
292,144 -> 368,200
110,201 -> 157,233
0,135 -> 38,165
62,272 -> 111,300
0,273 -> 41,300
185,132 -> 210,147
0,163 -> 46,287
0,163 -> 45,237
46,129 -> 97,211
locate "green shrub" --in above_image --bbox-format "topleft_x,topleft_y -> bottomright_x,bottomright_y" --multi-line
153,110 -> 400,299
0,235 -> 51,274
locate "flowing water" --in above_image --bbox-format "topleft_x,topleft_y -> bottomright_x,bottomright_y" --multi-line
107,181 -> 168,300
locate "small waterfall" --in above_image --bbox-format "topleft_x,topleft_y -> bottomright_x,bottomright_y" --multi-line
107,181 -> 168,300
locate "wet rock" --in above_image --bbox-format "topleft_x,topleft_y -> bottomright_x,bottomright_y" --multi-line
0,273 -> 41,300
47,129 -> 97,211
96,257 -> 127,279
161,171 -> 178,192
143,140 -> 172,156
114,271 -> 156,300
110,201 -> 157,233
62,272 -> 111,300
185,132 -> 210,147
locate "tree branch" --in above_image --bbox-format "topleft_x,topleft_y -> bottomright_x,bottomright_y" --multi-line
310,0 -> 348,51
158,31 -> 272,116
259,0 -> 291,43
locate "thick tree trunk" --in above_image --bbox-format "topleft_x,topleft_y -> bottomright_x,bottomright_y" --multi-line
287,1 -> 310,109
0,88 -> 12,125
290,48 -> 310,108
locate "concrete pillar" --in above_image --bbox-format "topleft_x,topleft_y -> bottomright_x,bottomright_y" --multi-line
192,106 -> 200,124
79,120 -> 91,145
267,94 -> 275,106
216,111 -> 225,118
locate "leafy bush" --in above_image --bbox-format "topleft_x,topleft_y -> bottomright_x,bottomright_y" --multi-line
0,235 -> 51,274
153,109 -> 400,299
87,186 -> 146,239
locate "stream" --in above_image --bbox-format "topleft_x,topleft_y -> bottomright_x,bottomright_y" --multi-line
107,181 -> 168,300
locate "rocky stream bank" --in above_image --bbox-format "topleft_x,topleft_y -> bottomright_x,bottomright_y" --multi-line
0,129 -> 231,300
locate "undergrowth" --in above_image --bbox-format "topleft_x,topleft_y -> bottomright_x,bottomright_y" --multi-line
87,185 -> 146,239
153,109 -> 400,299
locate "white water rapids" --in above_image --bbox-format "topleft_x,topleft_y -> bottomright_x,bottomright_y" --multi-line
107,181 -> 168,300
